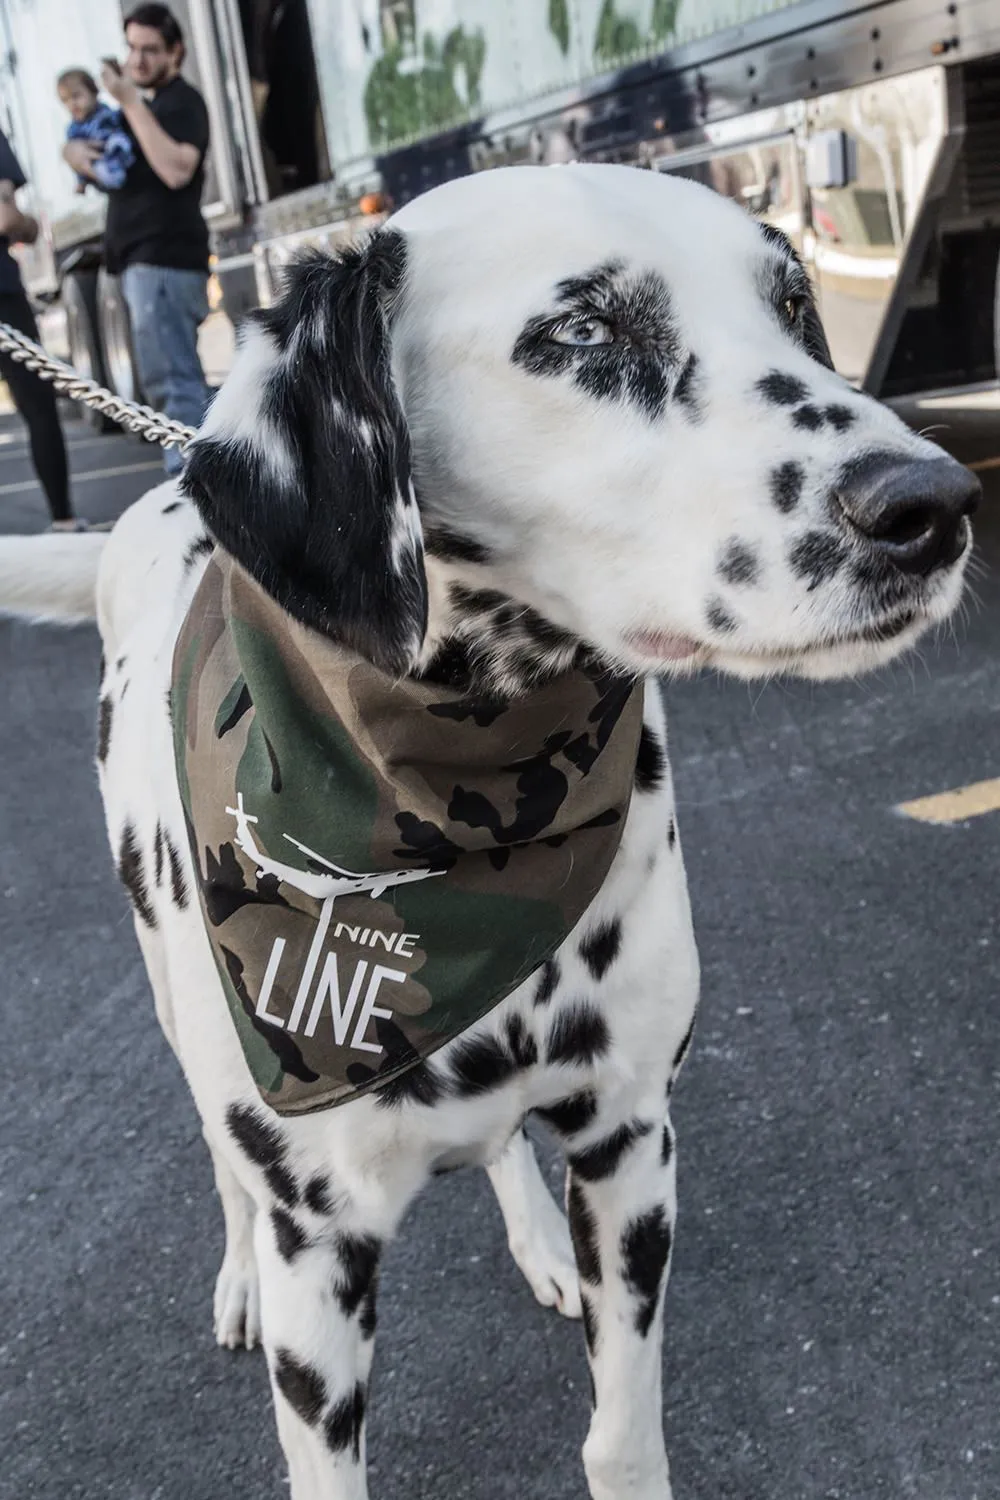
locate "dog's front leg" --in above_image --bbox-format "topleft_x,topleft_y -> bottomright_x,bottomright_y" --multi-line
568,1100 -> 678,1500
254,1198 -> 382,1500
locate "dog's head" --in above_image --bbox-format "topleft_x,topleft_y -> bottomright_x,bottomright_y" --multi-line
183,164 -> 978,688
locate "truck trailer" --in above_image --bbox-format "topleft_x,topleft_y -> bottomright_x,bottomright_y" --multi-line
1,0 -> 998,407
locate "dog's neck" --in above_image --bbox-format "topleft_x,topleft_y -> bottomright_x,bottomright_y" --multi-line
416,549 -> 596,700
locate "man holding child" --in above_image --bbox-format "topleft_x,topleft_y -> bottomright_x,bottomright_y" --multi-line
63,3 -> 212,474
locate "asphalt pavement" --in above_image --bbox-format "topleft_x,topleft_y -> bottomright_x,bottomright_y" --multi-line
1,392 -> 998,1500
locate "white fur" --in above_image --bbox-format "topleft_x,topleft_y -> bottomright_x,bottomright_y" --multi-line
198,321 -> 297,485
0,164 -> 972,1500
0,531 -> 107,624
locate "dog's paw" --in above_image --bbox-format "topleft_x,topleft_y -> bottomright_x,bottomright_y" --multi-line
213,1253 -> 261,1351
507,1211 -> 583,1320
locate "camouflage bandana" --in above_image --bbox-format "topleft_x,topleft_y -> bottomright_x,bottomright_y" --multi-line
171,552 -> 643,1116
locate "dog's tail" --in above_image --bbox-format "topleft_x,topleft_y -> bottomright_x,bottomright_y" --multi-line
0,532 -> 107,624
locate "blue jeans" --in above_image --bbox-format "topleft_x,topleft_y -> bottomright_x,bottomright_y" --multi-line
121,263 -> 212,475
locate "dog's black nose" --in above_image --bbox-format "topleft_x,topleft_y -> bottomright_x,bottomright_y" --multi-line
837,453 -> 980,576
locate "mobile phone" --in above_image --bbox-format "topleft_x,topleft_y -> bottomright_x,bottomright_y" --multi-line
102,56 -> 123,75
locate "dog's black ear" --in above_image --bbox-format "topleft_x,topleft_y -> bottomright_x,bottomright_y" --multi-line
181,231 -> 426,675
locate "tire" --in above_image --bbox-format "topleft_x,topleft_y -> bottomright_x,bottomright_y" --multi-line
994,249 -> 1000,386
62,270 -> 114,432
96,268 -> 142,405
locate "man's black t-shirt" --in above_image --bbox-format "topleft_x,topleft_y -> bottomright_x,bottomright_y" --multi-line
104,76 -> 210,275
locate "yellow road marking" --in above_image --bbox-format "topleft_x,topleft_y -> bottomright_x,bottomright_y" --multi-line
968,455 -> 1000,472
898,778 -> 1000,825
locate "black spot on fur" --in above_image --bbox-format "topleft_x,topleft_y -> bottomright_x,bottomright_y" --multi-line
505,1014 -> 539,1070
672,351 -> 703,418
758,221 -> 795,256
449,1034 -> 519,1097
345,1016 -> 439,1098
448,584 -> 509,618
97,694 -> 113,764
226,1102 -> 299,1207
789,531 -> 848,589
824,403 -> 856,432
359,1279 -> 378,1339
217,681 -> 252,738
770,460 -> 805,514
568,1179 -> 602,1284
183,533 -> 214,570
418,637 -> 477,694
161,499 -> 182,515
718,539 -> 761,587
304,1174 -> 334,1216
792,404 -> 824,432
323,1384 -> 366,1458
857,608 -> 918,644
272,1207 -> 308,1263
669,1012 -> 696,1085
512,262 -> 684,421
661,1121 -> 675,1166
153,823 -> 164,886
579,918 -> 622,981
706,598 -> 738,635
581,1292 -> 599,1354
437,583 -> 585,699
547,1005 -> 611,1067
375,1059 -> 444,1109
335,1233 -> 381,1317
635,724 -> 665,793
163,830 -> 188,908
425,526 -> 492,564
537,1089 -> 599,1136
757,372 -> 808,406
534,958 -> 561,1006
667,818 -> 677,851
621,1206 -> 673,1337
274,1349 -> 326,1426
569,1119 -> 653,1182
118,823 -> 156,928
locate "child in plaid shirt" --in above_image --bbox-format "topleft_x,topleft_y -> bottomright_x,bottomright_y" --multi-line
57,69 -> 134,192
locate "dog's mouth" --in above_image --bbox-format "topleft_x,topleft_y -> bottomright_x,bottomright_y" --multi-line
623,605 -> 925,676
752,606 -> 921,660
624,629 -> 702,663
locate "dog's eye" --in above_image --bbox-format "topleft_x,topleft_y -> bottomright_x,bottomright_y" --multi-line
550,318 -> 615,347
783,295 -> 806,327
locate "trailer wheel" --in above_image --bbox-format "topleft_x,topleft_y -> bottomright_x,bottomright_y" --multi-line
96,269 -> 142,406
62,270 -> 114,432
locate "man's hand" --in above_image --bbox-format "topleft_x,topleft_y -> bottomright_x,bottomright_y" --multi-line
101,61 -> 139,110
63,139 -> 103,178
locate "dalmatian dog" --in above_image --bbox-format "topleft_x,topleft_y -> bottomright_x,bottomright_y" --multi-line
0,164 -> 978,1499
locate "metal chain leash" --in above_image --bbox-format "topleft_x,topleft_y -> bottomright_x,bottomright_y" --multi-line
0,319 -> 197,450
